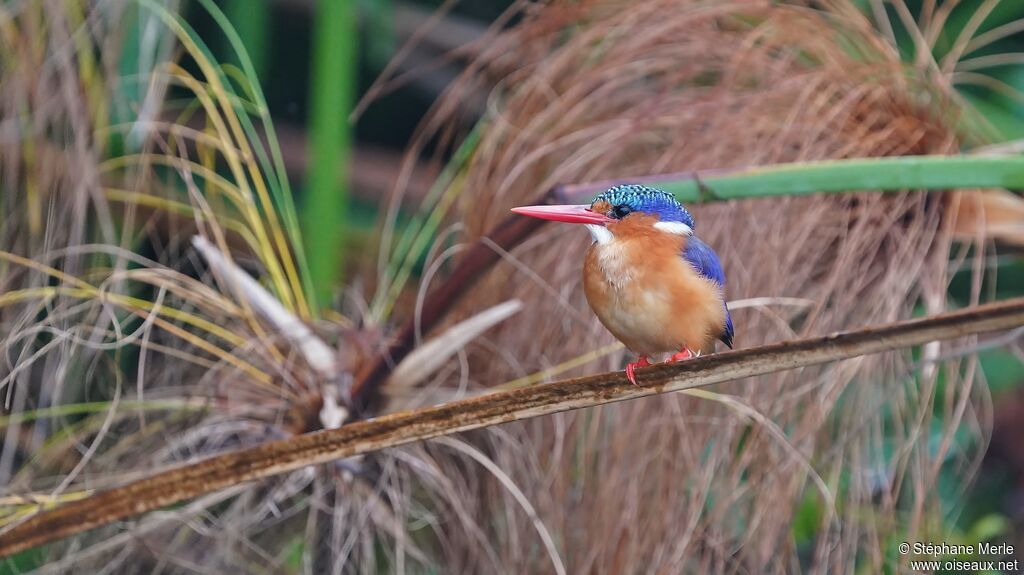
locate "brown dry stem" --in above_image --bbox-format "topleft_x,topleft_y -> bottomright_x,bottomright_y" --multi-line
2,298 -> 1022,558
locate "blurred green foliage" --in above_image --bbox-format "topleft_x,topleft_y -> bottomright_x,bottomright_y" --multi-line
303,0 -> 357,307
223,0 -> 270,78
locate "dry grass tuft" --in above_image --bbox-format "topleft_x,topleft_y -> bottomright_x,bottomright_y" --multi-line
0,3 -> 531,571
378,0 -> 1006,572
0,1 -> 384,571
0,0 -> 1016,573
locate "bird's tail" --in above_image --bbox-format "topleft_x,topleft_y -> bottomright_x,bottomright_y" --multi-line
720,306 -> 735,349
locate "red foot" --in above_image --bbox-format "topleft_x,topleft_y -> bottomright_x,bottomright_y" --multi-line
669,348 -> 695,362
625,355 -> 651,386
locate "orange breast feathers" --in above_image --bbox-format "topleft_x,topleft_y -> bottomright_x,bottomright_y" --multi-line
581,214 -> 727,356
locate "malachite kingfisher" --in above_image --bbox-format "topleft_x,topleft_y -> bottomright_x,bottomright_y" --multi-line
512,184 -> 734,385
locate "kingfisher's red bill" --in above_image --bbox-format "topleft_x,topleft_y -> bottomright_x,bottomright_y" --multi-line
510,204 -> 613,225
511,184 -> 734,386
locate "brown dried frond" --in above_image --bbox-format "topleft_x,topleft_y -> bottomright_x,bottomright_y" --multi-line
380,0 -> 1003,572
0,1 -> 384,570
1,0 -> 1013,572
0,1 -> 543,570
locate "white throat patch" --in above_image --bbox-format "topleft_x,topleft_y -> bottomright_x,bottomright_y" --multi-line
585,224 -> 613,244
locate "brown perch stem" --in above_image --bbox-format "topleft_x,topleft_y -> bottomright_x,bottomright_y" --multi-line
2,298 -> 1023,557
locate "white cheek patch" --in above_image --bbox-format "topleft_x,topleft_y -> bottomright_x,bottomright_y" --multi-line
653,221 -> 693,236
585,224 -> 613,244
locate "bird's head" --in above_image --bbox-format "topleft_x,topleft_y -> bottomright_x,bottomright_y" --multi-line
512,184 -> 694,243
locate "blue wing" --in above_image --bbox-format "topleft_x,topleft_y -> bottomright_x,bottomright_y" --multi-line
683,237 -> 734,348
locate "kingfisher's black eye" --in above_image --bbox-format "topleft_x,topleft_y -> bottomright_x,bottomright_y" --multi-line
611,205 -> 632,219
